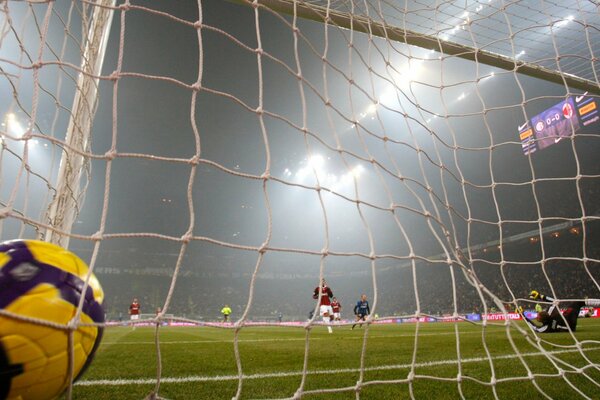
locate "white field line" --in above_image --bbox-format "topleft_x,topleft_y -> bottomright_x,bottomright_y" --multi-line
76,346 -> 600,386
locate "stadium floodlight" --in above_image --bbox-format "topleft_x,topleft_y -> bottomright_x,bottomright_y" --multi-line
4,113 -> 25,139
293,154 -> 365,191
388,59 -> 425,89
307,154 -> 325,170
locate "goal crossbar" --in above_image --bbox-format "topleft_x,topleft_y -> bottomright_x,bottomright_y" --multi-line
231,0 -> 599,94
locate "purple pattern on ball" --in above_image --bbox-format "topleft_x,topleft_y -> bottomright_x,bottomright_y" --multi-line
0,241 -> 104,324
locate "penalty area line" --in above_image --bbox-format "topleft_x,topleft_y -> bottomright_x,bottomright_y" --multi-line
76,346 -> 600,386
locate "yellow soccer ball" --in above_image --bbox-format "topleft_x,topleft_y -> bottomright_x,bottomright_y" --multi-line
0,240 -> 104,400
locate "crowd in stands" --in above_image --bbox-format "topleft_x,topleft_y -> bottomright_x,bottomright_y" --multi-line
378,221 -> 600,316
96,220 -> 599,321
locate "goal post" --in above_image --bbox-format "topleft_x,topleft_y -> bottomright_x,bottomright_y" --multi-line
45,0 -> 116,248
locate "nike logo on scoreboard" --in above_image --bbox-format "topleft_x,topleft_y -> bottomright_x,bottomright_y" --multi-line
575,92 -> 588,103
518,122 -> 528,131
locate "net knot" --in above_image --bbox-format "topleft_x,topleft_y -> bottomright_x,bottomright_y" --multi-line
181,233 -> 193,244
104,149 -> 117,160
91,231 -> 103,241
193,20 -> 202,29
189,155 -> 200,165
0,207 -> 10,218
67,316 -> 80,331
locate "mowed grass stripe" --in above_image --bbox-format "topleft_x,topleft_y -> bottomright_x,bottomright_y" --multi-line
76,346 -> 600,386
100,330 -> 484,345
73,321 -> 600,399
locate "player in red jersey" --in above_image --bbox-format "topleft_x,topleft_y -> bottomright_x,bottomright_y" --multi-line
313,279 -> 334,333
331,297 -> 342,323
129,298 -> 141,329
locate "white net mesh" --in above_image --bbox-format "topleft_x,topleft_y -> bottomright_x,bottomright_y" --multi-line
1,0 -> 600,399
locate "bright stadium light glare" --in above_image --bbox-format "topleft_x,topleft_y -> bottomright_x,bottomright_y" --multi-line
351,165 -> 364,178
292,155 -> 368,192
379,90 -> 397,108
295,166 -> 309,180
307,154 -> 325,169
324,173 -> 338,187
389,59 -> 424,88
338,165 -> 364,186
296,154 -> 327,182
555,15 -> 574,28
5,113 -> 25,139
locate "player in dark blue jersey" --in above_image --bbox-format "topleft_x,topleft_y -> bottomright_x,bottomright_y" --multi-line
520,290 -> 600,333
352,294 -> 370,330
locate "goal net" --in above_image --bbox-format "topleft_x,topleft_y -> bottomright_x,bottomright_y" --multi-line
2,0 -> 600,398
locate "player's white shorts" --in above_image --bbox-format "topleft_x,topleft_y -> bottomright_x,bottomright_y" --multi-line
320,305 -> 333,317
333,312 -> 341,320
130,314 -> 140,320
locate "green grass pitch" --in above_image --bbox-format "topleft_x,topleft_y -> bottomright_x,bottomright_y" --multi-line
71,319 -> 600,399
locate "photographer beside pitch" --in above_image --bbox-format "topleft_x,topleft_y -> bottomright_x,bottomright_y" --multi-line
519,290 -> 600,333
